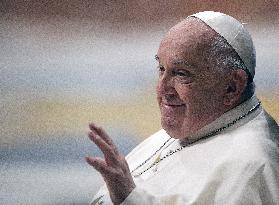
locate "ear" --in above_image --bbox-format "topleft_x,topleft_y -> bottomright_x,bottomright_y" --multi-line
223,69 -> 248,106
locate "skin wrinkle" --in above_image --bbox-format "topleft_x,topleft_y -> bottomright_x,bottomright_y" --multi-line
173,60 -> 193,67
156,17 -> 249,139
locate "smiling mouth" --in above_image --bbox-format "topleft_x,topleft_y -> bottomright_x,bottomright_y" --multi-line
162,103 -> 185,107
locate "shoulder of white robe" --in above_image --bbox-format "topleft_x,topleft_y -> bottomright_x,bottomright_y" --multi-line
189,11 -> 256,78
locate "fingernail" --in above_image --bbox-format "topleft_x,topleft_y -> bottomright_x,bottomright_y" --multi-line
88,132 -> 95,139
88,132 -> 99,140
85,157 -> 93,164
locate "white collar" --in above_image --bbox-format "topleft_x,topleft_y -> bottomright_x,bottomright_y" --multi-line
132,96 -> 262,177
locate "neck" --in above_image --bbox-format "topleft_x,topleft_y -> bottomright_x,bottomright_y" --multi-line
179,94 -> 261,145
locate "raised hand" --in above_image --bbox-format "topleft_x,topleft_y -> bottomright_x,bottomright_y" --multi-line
86,123 -> 136,205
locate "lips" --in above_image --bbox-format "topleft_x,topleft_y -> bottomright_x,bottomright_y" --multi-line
161,100 -> 185,108
160,102 -> 185,116
163,103 -> 185,107
159,95 -> 185,110
161,98 -> 185,106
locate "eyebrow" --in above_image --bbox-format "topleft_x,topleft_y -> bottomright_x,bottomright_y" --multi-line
154,55 -> 159,61
155,55 -> 193,66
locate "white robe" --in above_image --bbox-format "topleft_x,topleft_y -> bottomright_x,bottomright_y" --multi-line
91,96 -> 279,205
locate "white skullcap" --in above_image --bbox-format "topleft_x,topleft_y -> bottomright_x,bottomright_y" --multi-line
190,11 -> 256,78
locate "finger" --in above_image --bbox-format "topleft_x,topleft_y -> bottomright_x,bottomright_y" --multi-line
88,132 -> 118,164
88,131 -> 111,154
86,156 -> 110,175
89,123 -> 115,146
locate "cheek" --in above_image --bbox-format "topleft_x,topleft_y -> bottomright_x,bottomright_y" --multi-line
174,83 -> 193,104
156,81 -> 160,94
187,87 -> 225,116
175,84 -> 210,112
156,82 -> 162,103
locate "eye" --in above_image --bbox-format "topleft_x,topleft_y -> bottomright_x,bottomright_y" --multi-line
173,69 -> 194,84
176,71 -> 187,77
174,69 -> 191,77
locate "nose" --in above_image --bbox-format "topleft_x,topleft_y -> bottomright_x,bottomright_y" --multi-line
157,71 -> 176,95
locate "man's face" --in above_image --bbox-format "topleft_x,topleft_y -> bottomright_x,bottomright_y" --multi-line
156,19 -> 229,139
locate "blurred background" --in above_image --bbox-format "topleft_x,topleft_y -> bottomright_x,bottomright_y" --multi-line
1,0 -> 278,204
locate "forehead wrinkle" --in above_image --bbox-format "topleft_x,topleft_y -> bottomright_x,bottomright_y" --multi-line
155,53 -> 195,69
173,59 -> 193,67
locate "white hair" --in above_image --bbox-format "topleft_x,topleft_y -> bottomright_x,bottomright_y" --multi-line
208,34 -> 255,101
208,35 -> 247,72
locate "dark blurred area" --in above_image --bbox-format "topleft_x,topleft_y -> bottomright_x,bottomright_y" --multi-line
1,0 -> 279,25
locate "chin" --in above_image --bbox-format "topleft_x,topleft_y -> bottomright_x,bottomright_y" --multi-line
161,117 -> 196,139
161,118 -> 185,139
164,128 -> 188,139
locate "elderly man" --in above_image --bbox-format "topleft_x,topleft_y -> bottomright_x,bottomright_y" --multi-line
86,11 -> 279,205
